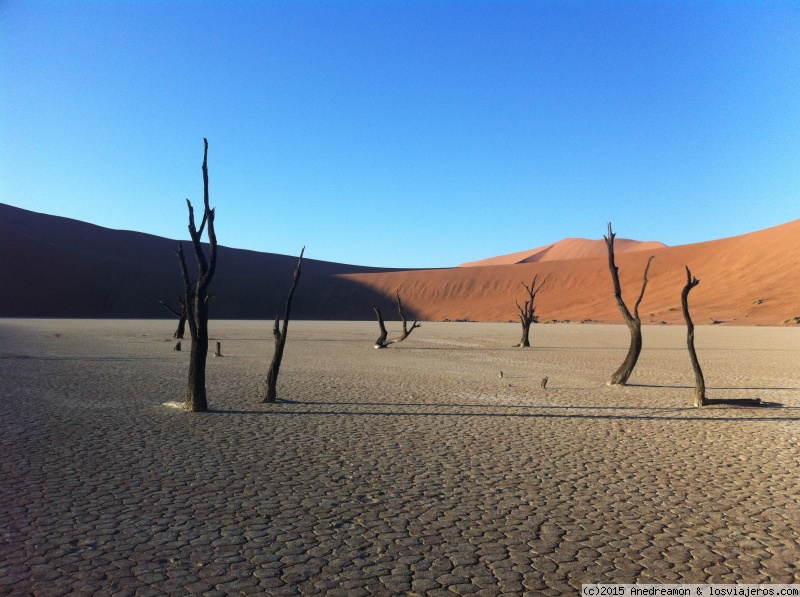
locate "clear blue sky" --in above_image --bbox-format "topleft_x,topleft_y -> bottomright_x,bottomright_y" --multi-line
2,1 -> 798,268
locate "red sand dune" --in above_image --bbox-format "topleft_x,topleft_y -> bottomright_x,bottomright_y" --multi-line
339,219 -> 800,326
459,237 -> 667,267
2,202 -> 799,325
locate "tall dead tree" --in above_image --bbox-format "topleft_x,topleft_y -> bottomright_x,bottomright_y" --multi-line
681,266 -> 705,407
175,138 -> 217,412
515,275 -> 547,347
373,291 -> 421,348
262,247 -> 304,403
605,223 -> 654,386
160,298 -> 187,339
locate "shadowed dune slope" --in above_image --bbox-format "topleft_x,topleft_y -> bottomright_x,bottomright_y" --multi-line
0,203 -> 403,320
2,203 -> 798,325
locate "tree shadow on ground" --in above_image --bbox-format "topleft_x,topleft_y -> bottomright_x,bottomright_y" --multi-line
210,401 -> 793,421
629,383 -> 799,391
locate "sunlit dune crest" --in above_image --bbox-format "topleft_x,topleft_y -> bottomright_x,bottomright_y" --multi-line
459,237 -> 668,267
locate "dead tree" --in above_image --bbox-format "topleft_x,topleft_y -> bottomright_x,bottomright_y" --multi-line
262,247 -> 304,403
681,267 -> 705,407
515,275 -> 547,347
605,223 -> 654,386
680,268 -> 763,407
175,138 -> 217,412
160,298 -> 187,339
373,291 -> 421,348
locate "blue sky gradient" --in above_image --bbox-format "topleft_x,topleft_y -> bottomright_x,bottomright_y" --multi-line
2,1 -> 798,267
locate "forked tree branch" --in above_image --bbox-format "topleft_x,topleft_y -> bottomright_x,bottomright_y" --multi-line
175,243 -> 197,340
515,275 -> 547,347
159,299 -> 183,318
185,198 -> 208,277
633,256 -> 655,319
373,291 -> 420,348
604,223 -> 654,326
516,276 -> 546,321
397,290 -> 421,338
605,223 -> 631,324
605,222 -> 653,386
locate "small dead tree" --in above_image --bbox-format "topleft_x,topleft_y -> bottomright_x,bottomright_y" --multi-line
160,298 -> 188,339
680,268 -> 763,407
605,223 -> 654,386
515,275 -> 547,347
262,247 -> 304,403
373,291 -> 421,348
175,138 -> 218,412
681,266 -> 705,407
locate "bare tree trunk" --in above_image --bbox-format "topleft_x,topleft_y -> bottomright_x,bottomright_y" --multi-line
515,275 -> 546,347
681,267 -> 706,407
263,248 -> 304,403
175,310 -> 187,340
611,318 -> 643,386
188,299 -> 209,410
160,299 -> 187,339
518,321 -> 532,348
373,291 -> 421,348
372,304 -> 389,348
605,223 -> 654,386
175,138 -> 218,412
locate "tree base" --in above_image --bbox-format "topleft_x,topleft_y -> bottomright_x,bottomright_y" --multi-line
261,381 -> 278,403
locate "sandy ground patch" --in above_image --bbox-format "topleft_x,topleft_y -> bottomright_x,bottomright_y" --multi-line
1,319 -> 799,595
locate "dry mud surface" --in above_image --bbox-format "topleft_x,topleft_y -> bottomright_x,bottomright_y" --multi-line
1,319 -> 799,596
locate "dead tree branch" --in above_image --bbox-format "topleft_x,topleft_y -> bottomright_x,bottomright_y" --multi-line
160,298 -> 187,339
373,291 -> 421,348
262,247 -> 304,403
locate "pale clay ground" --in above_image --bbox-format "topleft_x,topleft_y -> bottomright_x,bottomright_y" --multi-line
1,319 -> 799,597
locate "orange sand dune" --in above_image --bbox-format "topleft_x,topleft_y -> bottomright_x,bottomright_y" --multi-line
341,220 -> 800,326
460,237 -> 667,267
2,203 -> 798,325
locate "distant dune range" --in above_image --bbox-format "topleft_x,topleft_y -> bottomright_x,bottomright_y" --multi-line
2,203 -> 798,325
